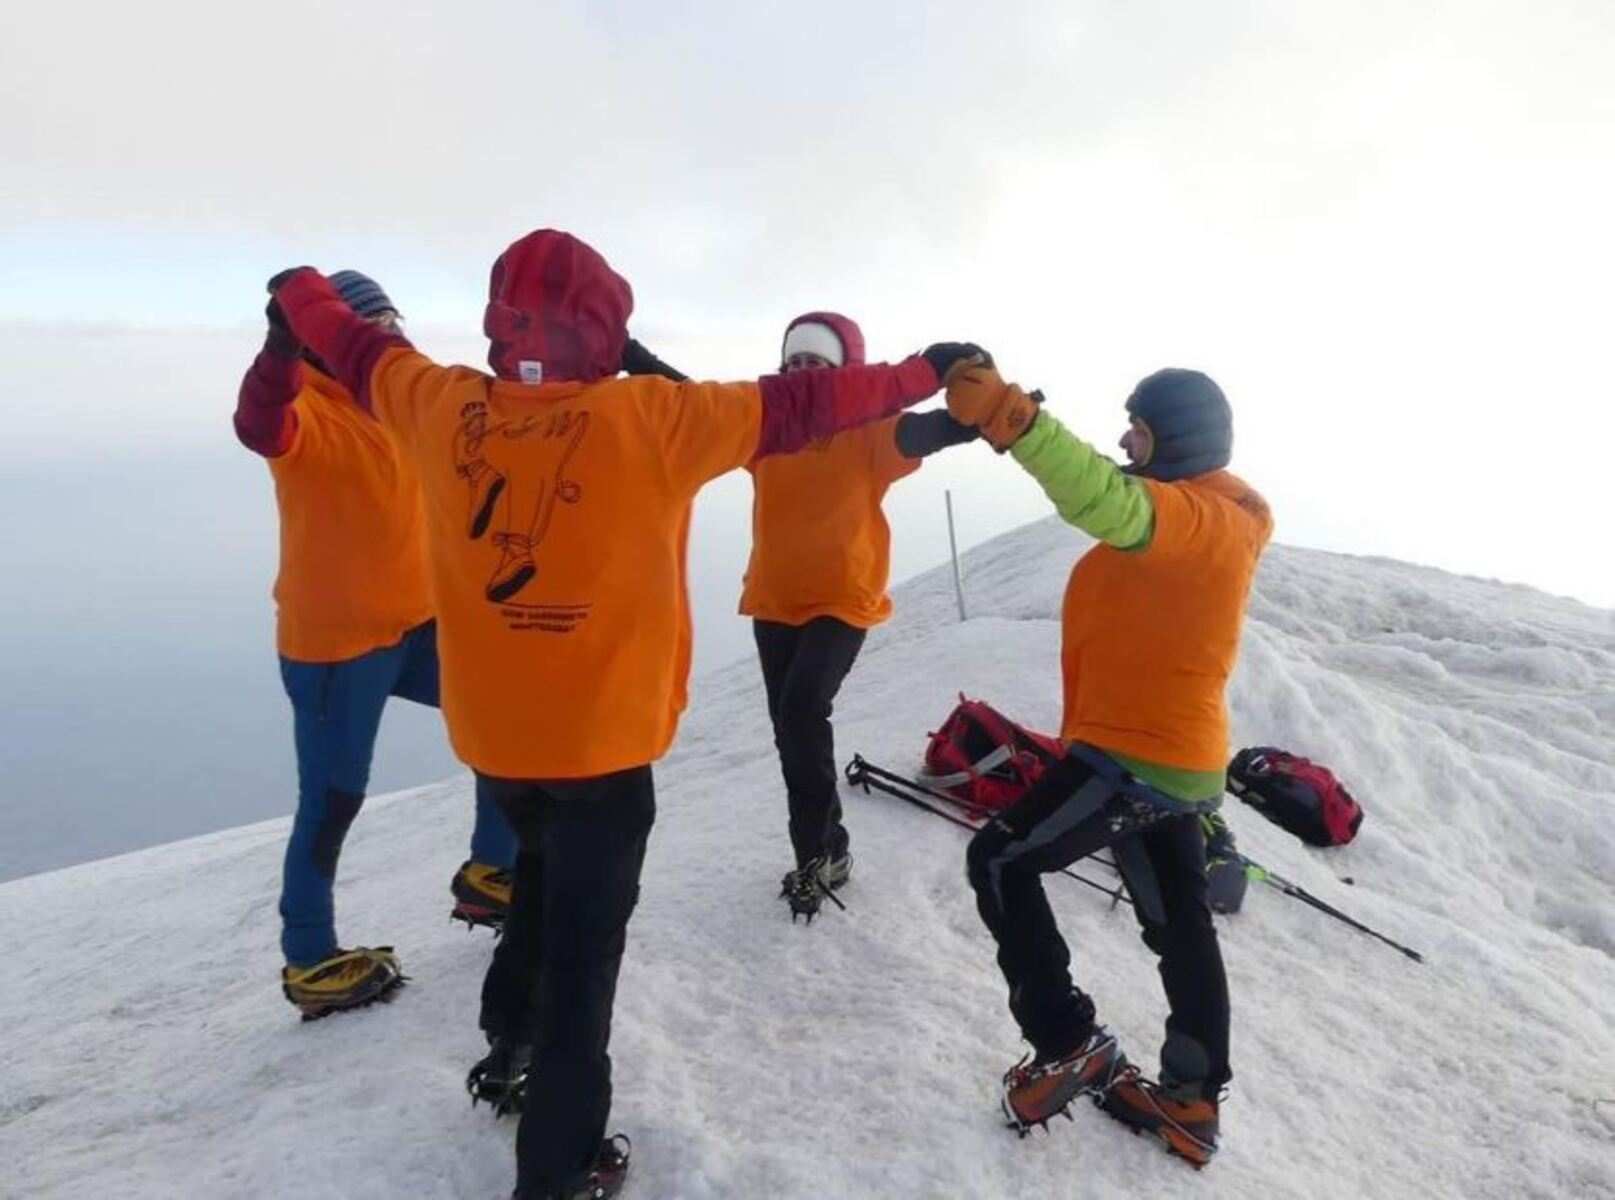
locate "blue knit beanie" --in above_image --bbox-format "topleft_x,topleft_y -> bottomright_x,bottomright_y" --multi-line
1124,368 -> 1232,481
328,270 -> 398,320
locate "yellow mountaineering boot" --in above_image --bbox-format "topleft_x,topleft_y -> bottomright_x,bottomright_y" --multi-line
450,861 -> 511,930
281,947 -> 404,1020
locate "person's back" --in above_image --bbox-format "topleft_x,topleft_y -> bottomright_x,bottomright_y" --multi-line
366,356 -> 769,776
267,228 -> 980,1200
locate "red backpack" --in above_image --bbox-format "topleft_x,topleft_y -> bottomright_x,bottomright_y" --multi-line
921,695 -> 1066,815
1227,747 -> 1364,847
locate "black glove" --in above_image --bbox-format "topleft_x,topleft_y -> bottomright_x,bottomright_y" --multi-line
894,409 -> 981,458
921,342 -> 992,382
264,299 -> 301,358
620,336 -> 689,382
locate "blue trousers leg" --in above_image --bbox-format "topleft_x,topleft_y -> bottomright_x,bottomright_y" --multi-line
278,644 -> 402,967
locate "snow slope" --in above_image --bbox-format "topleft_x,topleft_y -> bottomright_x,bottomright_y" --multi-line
3,519 -> 1613,1199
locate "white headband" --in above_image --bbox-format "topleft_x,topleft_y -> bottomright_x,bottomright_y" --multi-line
781,321 -> 845,367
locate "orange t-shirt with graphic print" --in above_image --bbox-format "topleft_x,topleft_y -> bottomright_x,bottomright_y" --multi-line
739,417 -> 918,628
1059,470 -> 1272,771
368,348 -> 764,779
268,366 -> 433,662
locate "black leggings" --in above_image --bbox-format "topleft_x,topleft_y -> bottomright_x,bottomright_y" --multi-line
754,617 -> 867,867
966,751 -> 1230,1097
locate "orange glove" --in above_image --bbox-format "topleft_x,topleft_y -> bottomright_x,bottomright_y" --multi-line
945,364 -> 1040,451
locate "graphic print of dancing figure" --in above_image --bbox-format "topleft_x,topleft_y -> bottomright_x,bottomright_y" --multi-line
455,398 -> 590,604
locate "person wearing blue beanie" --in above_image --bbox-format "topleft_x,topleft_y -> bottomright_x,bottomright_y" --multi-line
1121,368 -> 1233,482
943,359 -> 1271,1168
237,267 -> 517,1021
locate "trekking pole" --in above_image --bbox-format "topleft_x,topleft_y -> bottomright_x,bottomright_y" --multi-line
852,756 -> 992,812
846,758 -> 1123,878
1240,855 -> 1424,963
845,755 -> 1131,908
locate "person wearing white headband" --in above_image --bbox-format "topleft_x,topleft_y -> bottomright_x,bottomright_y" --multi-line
745,311 -> 983,922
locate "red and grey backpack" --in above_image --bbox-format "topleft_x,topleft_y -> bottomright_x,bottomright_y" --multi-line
920,695 -> 1066,816
1227,747 -> 1364,847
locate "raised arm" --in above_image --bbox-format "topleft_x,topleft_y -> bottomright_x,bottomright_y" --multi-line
621,337 -> 688,382
753,343 -> 982,459
947,364 -> 1153,550
1011,410 -> 1154,549
267,268 -> 413,410
893,408 -> 980,459
232,308 -> 302,457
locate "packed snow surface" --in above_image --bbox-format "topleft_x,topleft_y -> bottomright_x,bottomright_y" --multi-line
3,519 -> 1612,1199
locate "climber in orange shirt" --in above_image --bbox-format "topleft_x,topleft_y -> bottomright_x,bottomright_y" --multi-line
234,270 -> 516,1021
741,312 -> 978,920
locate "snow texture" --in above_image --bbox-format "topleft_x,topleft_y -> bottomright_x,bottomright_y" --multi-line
2,519 -> 1612,1199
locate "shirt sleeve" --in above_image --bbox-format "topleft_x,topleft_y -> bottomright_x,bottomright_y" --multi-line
1010,409 -> 1155,550
754,356 -> 940,458
367,347 -> 470,458
1138,476 -> 1274,565
637,378 -> 765,497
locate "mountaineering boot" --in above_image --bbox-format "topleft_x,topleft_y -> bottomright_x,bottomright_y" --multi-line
553,1135 -> 631,1200
778,853 -> 851,923
778,851 -> 853,895
281,946 -> 404,1020
1001,1026 -> 1123,1132
451,860 -> 512,930
467,1035 -> 531,1116
818,849 -> 852,890
1097,1065 -> 1221,1168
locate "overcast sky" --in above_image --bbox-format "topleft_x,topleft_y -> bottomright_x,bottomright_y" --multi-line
4,0 -> 1614,612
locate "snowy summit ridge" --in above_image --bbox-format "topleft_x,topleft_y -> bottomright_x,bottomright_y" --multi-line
2,517 -> 1612,1199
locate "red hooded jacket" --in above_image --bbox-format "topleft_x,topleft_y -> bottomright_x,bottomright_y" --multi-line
781,310 -> 866,368
484,230 -> 633,384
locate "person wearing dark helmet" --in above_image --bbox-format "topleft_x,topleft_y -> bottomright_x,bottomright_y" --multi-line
264,232 -> 983,1200
744,311 -> 978,921
233,270 -> 517,1020
944,364 -> 1272,1169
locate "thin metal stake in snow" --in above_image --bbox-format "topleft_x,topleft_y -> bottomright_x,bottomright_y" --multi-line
946,489 -> 967,621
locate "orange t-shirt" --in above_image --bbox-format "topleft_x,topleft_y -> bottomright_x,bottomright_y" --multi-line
739,417 -> 919,628
1059,470 -> 1273,771
369,348 -> 763,778
268,367 -> 433,662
